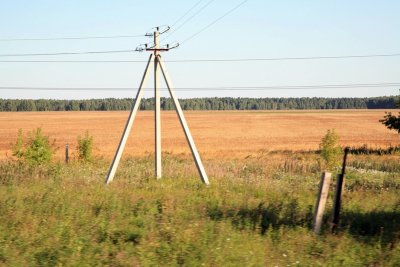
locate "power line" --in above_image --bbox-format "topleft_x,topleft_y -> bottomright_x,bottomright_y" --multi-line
181,0 -> 250,45
0,82 -> 399,91
1,52 -> 400,62
0,50 -> 136,57
170,0 -> 206,28
162,0 -> 217,42
169,53 -> 400,61
0,34 -> 144,42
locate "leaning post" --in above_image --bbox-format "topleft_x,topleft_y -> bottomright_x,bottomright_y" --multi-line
313,172 -> 332,234
331,147 -> 350,232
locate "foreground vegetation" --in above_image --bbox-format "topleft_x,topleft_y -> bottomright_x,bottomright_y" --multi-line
0,152 -> 399,266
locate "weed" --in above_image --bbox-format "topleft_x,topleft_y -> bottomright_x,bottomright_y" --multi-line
319,129 -> 343,171
77,131 -> 94,163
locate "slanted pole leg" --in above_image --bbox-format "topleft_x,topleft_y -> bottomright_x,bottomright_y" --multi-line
105,54 -> 154,184
157,56 -> 210,185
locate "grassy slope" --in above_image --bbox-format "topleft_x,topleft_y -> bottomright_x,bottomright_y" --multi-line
0,153 -> 399,266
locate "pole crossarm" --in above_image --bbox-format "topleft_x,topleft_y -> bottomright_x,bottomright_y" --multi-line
146,48 -> 170,52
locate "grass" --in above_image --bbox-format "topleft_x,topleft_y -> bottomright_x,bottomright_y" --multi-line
0,152 -> 399,266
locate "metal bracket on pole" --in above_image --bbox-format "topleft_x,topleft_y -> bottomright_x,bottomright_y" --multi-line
105,54 -> 153,184
158,56 -> 210,185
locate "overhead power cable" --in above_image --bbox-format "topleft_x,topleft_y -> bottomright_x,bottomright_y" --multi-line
0,82 -> 399,91
162,0 -> 217,42
170,0 -> 206,28
0,50 -> 136,57
181,0 -> 250,44
0,52 -> 399,61
0,34 -> 144,42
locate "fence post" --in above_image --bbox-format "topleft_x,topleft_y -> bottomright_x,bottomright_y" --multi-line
313,172 -> 332,234
65,143 -> 69,164
331,147 -> 350,232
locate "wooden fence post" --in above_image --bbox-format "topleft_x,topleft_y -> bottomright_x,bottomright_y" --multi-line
313,172 -> 332,234
331,147 -> 350,232
65,143 -> 69,164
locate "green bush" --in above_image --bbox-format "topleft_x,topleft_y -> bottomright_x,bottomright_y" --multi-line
77,131 -> 93,162
380,112 -> 400,134
380,92 -> 400,133
12,128 -> 54,166
319,129 -> 343,171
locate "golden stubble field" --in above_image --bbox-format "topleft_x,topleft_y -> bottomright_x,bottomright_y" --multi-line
0,110 -> 398,160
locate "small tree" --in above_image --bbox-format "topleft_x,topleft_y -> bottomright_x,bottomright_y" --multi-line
380,92 -> 400,134
380,112 -> 400,133
77,131 -> 93,162
319,129 -> 343,171
12,128 -> 54,165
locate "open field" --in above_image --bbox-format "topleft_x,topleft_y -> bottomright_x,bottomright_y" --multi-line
0,110 -> 398,160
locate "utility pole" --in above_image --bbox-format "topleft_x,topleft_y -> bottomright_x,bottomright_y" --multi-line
105,26 -> 209,185
153,30 -> 161,179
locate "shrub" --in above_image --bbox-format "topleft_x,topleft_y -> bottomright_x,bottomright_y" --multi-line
77,131 -> 93,162
319,129 -> 343,171
380,112 -> 400,134
380,92 -> 400,134
12,128 -> 54,165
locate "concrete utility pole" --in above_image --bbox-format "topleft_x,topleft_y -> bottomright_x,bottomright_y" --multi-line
105,26 -> 209,185
153,30 -> 162,179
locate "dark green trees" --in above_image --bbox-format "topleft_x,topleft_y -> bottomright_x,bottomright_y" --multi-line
0,96 -> 397,112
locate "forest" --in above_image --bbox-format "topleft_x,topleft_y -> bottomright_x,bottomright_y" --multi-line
0,96 -> 397,111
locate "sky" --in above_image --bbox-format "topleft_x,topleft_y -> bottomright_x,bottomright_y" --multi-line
0,0 -> 399,99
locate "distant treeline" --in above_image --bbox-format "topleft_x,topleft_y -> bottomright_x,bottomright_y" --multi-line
0,96 -> 397,111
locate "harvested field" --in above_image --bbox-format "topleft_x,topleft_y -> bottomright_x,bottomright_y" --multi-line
0,110 -> 398,160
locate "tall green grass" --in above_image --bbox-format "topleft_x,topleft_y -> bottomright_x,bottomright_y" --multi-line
0,153 -> 399,266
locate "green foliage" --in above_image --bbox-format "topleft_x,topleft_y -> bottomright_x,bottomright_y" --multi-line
12,129 -> 25,159
380,92 -> 400,133
12,128 -> 54,166
77,131 -> 94,162
380,112 -> 400,133
319,129 -> 343,171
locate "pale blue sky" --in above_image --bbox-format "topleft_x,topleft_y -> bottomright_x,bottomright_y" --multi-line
0,0 -> 399,99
